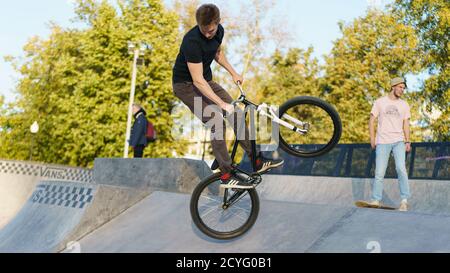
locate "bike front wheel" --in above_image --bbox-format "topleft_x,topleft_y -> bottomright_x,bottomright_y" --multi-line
278,96 -> 342,158
190,173 -> 260,240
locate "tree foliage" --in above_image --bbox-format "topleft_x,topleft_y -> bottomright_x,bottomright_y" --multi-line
322,10 -> 423,143
0,0 -> 181,167
2,1 -> 448,167
260,10 -> 425,144
392,0 -> 449,141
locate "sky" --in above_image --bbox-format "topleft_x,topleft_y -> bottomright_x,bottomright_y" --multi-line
0,0 -> 395,104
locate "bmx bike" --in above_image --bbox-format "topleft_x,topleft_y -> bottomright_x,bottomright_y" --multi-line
190,83 -> 342,239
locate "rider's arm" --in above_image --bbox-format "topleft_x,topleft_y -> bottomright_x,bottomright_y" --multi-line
187,62 -> 230,111
215,47 -> 237,77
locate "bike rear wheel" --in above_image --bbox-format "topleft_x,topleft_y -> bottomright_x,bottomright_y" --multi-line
190,173 -> 259,240
278,96 -> 342,157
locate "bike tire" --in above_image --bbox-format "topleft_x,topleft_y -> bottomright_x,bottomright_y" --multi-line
190,173 -> 260,240
278,96 -> 342,158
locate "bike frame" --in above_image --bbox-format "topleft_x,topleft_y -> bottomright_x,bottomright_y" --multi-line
218,84 -> 314,209
228,84 -> 310,172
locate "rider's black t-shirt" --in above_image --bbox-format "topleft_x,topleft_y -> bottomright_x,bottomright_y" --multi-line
172,24 -> 224,84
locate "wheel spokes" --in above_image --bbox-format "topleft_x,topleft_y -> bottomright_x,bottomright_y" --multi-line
197,184 -> 253,234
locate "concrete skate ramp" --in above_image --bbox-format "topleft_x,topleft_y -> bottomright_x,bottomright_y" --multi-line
258,175 -> 450,215
0,181 -> 96,252
0,160 -> 93,229
3,157 -> 449,252
78,191 -> 450,253
0,179 -> 153,253
0,158 -> 211,253
93,158 -> 212,193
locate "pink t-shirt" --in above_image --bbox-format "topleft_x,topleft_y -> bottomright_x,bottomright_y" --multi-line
371,96 -> 411,144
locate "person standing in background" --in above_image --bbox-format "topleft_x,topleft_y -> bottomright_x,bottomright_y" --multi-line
129,103 -> 148,158
368,77 -> 412,211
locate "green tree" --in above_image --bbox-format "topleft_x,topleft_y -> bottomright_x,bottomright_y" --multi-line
322,10 -> 423,143
260,48 -> 322,105
392,0 -> 450,141
1,0 -> 181,167
258,48 -> 326,145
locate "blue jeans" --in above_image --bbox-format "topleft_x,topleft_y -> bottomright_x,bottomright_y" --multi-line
372,141 -> 411,201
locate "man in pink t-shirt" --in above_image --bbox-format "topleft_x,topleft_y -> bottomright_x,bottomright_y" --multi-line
368,77 -> 411,211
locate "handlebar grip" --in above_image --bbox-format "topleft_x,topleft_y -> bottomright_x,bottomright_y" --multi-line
222,103 -> 236,118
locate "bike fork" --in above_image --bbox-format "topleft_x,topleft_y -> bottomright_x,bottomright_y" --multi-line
221,167 -> 262,210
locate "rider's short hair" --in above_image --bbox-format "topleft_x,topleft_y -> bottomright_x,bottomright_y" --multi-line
196,4 -> 220,26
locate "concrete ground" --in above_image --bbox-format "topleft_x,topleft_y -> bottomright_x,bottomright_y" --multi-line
78,191 -> 450,253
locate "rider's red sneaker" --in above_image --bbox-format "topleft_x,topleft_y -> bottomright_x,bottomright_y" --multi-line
220,172 -> 254,189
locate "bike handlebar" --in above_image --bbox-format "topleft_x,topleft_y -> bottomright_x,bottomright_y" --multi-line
235,81 -> 245,97
230,81 -> 246,106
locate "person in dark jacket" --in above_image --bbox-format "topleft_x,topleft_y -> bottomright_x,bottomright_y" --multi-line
129,103 -> 148,158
